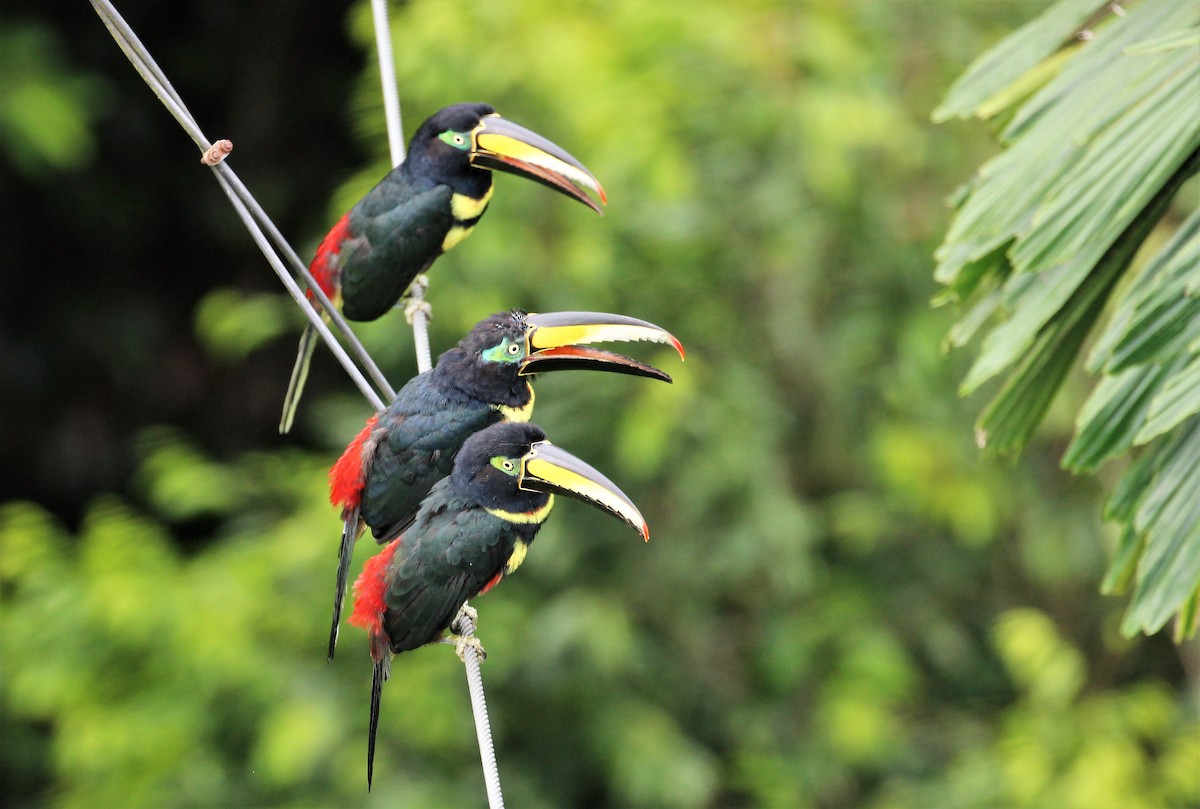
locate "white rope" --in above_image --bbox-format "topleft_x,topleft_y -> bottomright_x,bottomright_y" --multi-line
408,282 -> 434,376
368,3 -> 502,804
369,0 -> 434,376
370,0 -> 406,168
453,603 -> 505,809
89,0 -> 395,408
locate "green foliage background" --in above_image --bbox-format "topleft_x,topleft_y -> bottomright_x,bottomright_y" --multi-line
2,2 -> 1197,808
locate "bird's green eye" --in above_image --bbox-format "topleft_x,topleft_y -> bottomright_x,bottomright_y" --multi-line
490,457 -> 518,476
438,130 -> 471,150
482,337 -> 524,364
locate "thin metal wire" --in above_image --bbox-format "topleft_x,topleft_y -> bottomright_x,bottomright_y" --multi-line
214,166 -> 396,401
94,0 -> 501,801
206,171 -> 384,408
89,0 -> 395,407
368,2 -> 502,805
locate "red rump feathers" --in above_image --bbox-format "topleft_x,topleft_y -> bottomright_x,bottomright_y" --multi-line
329,415 -> 379,513
308,212 -> 352,301
350,538 -> 401,638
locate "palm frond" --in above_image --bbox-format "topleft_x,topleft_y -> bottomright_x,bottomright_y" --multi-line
936,0 -> 1200,636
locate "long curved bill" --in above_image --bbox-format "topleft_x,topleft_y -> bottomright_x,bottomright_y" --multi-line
520,311 -> 685,381
519,441 -> 649,541
471,115 -> 606,213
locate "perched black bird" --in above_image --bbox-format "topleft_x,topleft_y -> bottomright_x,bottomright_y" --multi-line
280,102 -> 606,432
350,420 -> 649,788
326,309 -> 683,658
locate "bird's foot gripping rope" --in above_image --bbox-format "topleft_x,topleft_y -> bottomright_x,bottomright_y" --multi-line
454,602 -> 479,626
448,602 -> 486,662
450,634 -> 488,663
402,274 -> 433,325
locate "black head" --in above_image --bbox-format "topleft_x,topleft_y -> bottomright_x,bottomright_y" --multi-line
420,102 -> 497,134
403,103 -> 605,211
452,421 -> 649,538
459,309 -> 531,357
433,310 -> 533,407
432,307 -> 685,406
452,422 -> 549,514
402,103 -> 497,195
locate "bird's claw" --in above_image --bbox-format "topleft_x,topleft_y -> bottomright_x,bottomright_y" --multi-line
445,602 -> 484,661
456,634 -> 487,662
401,275 -> 432,325
452,603 -> 479,630
446,633 -> 487,663
403,297 -> 432,325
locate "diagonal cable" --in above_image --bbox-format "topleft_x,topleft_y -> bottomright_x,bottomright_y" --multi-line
93,0 -> 502,802
90,0 -> 395,409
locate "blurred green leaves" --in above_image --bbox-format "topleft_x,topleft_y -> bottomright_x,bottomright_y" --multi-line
0,22 -> 106,176
0,431 -> 489,807
994,608 -> 1085,707
194,288 -> 296,364
935,0 -> 1200,636
869,608 -> 1195,809
593,700 -> 720,807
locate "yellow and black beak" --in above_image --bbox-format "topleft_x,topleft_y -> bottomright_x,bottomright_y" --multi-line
471,114 -> 606,213
520,311 -> 686,381
519,441 -> 649,540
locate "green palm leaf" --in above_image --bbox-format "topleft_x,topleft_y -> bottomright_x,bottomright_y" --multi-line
937,0 -> 1200,637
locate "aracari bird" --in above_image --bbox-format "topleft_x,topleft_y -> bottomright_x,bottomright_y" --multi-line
280,102 -> 606,432
349,420 -> 648,788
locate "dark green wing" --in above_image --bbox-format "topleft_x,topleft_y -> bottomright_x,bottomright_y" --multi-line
359,376 -> 498,540
381,486 -> 519,653
339,180 -> 454,321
